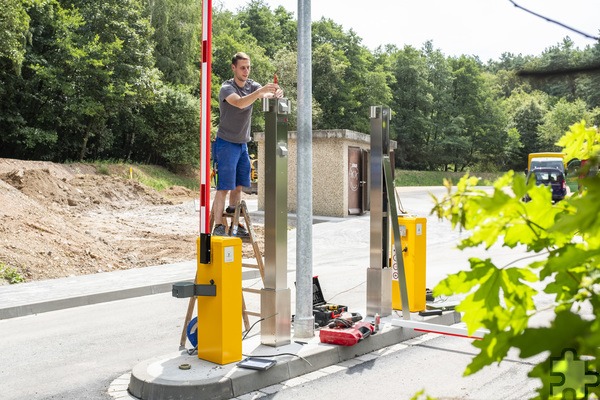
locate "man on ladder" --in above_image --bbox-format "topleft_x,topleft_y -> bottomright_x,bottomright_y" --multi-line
212,51 -> 283,236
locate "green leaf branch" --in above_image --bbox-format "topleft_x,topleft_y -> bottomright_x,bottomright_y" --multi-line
430,121 -> 600,399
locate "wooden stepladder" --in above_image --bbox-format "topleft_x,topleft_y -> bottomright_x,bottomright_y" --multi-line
179,200 -> 265,348
222,200 -> 265,331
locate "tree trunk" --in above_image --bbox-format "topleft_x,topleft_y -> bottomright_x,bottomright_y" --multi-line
126,130 -> 136,162
79,129 -> 91,161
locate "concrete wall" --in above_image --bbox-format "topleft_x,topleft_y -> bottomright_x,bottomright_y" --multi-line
254,129 -> 372,217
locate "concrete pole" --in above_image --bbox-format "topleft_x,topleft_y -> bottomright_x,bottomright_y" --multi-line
294,0 -> 315,338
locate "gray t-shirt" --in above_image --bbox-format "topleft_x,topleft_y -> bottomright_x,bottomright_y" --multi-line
217,79 -> 262,143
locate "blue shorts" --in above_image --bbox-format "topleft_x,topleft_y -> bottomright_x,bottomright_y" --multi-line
213,137 -> 251,190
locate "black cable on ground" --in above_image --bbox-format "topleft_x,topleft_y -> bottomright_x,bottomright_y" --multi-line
242,352 -> 313,367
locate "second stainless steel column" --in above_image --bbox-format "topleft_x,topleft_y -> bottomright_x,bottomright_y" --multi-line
366,106 -> 393,317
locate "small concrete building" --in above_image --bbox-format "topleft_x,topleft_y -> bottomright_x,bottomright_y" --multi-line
254,129 -> 396,218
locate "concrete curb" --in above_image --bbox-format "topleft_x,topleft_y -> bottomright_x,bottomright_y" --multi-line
128,312 -> 461,400
0,261 -> 261,320
0,282 -> 174,320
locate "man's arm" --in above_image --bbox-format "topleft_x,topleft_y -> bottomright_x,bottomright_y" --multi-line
225,83 -> 283,109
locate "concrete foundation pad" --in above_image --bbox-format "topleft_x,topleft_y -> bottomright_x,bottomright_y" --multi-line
129,311 -> 461,400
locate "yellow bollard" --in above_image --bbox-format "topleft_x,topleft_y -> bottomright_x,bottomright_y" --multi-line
391,216 -> 427,312
195,236 -> 242,364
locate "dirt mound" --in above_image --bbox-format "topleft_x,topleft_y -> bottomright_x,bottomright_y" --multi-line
0,159 -> 262,283
1,168 -> 172,210
162,185 -> 196,200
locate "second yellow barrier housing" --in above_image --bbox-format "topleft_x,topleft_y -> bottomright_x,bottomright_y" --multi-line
391,215 -> 427,312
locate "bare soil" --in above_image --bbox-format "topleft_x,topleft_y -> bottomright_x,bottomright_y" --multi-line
0,158 -> 263,284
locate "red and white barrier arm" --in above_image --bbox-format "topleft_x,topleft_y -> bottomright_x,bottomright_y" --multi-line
392,319 -> 489,340
199,0 -> 212,263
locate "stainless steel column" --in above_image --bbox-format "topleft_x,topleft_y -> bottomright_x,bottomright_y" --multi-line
261,97 -> 292,347
366,106 -> 392,317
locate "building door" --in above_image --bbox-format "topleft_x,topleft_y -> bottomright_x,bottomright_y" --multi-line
348,146 -> 366,215
362,149 -> 370,212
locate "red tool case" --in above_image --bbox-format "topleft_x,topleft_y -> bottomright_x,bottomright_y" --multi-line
319,321 -> 374,346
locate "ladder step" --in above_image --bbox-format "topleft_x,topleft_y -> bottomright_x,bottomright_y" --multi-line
242,260 -> 261,269
245,311 -> 261,317
210,200 -> 265,332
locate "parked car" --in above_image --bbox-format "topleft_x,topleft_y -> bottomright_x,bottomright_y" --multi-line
523,167 -> 567,203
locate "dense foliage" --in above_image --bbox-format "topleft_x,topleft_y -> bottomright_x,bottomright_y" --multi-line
1,0 -> 599,171
432,121 -> 599,399
0,0 -> 200,166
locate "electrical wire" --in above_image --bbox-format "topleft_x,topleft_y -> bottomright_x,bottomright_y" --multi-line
395,187 -> 407,214
327,281 -> 366,302
244,276 -> 263,289
242,352 -> 313,367
509,0 -> 599,41
242,318 -> 264,340
242,313 -> 278,340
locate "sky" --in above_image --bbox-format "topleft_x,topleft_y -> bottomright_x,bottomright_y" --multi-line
215,0 -> 600,61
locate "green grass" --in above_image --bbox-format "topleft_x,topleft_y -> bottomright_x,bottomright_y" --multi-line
91,162 -> 506,190
89,161 -> 200,192
132,165 -> 199,191
0,262 -> 25,284
394,170 -> 504,187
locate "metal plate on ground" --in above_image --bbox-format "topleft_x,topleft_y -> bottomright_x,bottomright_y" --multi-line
237,357 -> 277,371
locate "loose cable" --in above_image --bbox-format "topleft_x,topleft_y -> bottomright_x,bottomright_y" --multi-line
242,352 -> 313,367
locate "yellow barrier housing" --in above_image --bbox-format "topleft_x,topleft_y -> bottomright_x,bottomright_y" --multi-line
391,216 -> 426,312
195,236 -> 242,365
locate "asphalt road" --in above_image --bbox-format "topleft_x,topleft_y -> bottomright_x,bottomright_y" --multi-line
0,186 -> 550,399
0,293 -> 183,400
0,292 -> 551,400
259,333 -> 544,400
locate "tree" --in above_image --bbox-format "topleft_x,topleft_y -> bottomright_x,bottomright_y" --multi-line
271,47 -> 324,131
312,18 -> 391,133
432,120 -> 600,399
576,42 -> 600,110
486,52 -> 534,74
538,98 -> 597,151
0,0 -> 30,72
273,5 -> 297,51
525,38 -> 585,101
311,41 -> 349,129
503,89 -> 549,170
353,46 -> 393,133
54,0 -> 160,161
475,73 -> 511,171
237,0 -> 295,58
388,45 -> 433,170
445,56 -> 504,171
0,0 -> 79,160
146,0 -> 201,87
422,41 -> 454,170
139,84 -> 200,166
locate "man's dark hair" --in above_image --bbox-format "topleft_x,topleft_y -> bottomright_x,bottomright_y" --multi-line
232,52 -> 250,65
